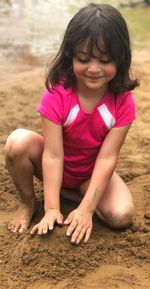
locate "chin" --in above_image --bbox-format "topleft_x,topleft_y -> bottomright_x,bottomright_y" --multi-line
86,83 -> 105,90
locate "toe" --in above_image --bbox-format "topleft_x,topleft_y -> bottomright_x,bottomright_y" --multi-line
19,222 -> 28,233
13,223 -> 21,233
8,220 -> 16,232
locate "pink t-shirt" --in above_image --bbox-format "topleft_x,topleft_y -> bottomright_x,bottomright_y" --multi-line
38,84 -> 136,179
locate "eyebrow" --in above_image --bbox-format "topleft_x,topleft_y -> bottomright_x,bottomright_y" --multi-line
75,50 -> 89,55
75,50 -> 108,59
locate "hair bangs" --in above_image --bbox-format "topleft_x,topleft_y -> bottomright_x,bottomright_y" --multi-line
100,19 -> 127,64
64,10 -> 104,59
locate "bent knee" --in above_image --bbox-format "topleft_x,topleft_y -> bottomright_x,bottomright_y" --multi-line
4,129 -> 42,160
105,205 -> 135,229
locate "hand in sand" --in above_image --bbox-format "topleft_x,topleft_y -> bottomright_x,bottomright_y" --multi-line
64,206 -> 93,244
30,209 -> 63,235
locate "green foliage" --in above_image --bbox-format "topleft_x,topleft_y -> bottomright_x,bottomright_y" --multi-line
122,7 -> 150,48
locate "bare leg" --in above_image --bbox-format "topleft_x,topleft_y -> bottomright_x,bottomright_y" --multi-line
79,172 -> 135,229
4,129 -> 44,233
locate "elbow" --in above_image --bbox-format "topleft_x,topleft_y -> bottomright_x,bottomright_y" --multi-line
97,154 -> 118,169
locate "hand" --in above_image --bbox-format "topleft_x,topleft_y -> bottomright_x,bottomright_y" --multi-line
30,209 -> 63,235
64,207 -> 93,244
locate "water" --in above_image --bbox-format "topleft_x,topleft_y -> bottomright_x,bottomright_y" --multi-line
0,0 -> 149,68
0,0 -> 73,66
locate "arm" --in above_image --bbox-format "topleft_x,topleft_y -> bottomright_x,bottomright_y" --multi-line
65,124 -> 131,243
41,116 -> 64,212
80,124 -> 131,212
30,116 -> 64,234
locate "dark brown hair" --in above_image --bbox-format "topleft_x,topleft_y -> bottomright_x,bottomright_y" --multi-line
46,3 -> 139,94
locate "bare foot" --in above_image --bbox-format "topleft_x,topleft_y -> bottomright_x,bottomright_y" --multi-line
8,198 -> 38,233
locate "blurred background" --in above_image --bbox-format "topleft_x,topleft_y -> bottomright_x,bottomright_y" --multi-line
0,0 -> 149,70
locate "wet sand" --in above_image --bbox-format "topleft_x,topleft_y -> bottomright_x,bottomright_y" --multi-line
0,50 -> 150,289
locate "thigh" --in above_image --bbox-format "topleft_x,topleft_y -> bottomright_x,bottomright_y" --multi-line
79,171 -> 134,213
98,172 -> 134,214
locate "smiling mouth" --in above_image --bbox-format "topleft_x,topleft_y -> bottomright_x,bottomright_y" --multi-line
86,75 -> 104,80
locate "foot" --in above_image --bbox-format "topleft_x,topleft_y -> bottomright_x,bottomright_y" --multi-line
8,198 -> 38,233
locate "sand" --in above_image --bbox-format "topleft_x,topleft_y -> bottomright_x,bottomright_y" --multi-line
0,49 -> 150,289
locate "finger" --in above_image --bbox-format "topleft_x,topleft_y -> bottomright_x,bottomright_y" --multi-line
37,224 -> 44,235
66,219 -> 78,237
48,220 -> 54,230
42,222 -> 49,234
37,222 -> 53,234
71,225 -> 84,244
75,227 -> 86,244
84,227 -> 92,243
57,213 -> 63,225
30,224 -> 39,235
64,213 -> 73,225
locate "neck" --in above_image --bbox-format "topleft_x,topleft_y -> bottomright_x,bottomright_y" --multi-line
77,82 -> 108,101
76,83 -> 108,113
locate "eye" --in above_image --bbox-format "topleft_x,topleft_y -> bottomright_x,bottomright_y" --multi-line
76,57 -> 90,63
99,58 -> 111,64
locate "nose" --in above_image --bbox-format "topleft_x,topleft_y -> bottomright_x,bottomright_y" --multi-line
87,59 -> 101,73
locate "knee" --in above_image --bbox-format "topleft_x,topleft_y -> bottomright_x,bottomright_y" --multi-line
105,204 -> 135,229
4,129 -> 31,160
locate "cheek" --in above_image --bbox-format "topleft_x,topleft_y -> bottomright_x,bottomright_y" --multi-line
72,62 -> 85,77
106,64 -> 117,78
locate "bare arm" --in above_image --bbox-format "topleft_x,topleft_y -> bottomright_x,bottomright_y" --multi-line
30,116 -> 64,234
80,124 -> 131,212
41,116 -> 64,212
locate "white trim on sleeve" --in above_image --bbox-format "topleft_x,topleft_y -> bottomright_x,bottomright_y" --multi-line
97,104 -> 116,129
63,104 -> 80,127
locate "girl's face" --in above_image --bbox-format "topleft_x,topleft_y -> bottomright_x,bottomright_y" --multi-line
72,40 -> 117,95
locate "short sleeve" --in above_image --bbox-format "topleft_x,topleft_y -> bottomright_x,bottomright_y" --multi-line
37,89 -> 63,125
114,91 -> 136,128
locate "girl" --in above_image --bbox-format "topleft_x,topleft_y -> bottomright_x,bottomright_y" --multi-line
4,3 -> 139,244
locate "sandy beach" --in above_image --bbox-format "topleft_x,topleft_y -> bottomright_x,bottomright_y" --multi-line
0,48 -> 150,289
